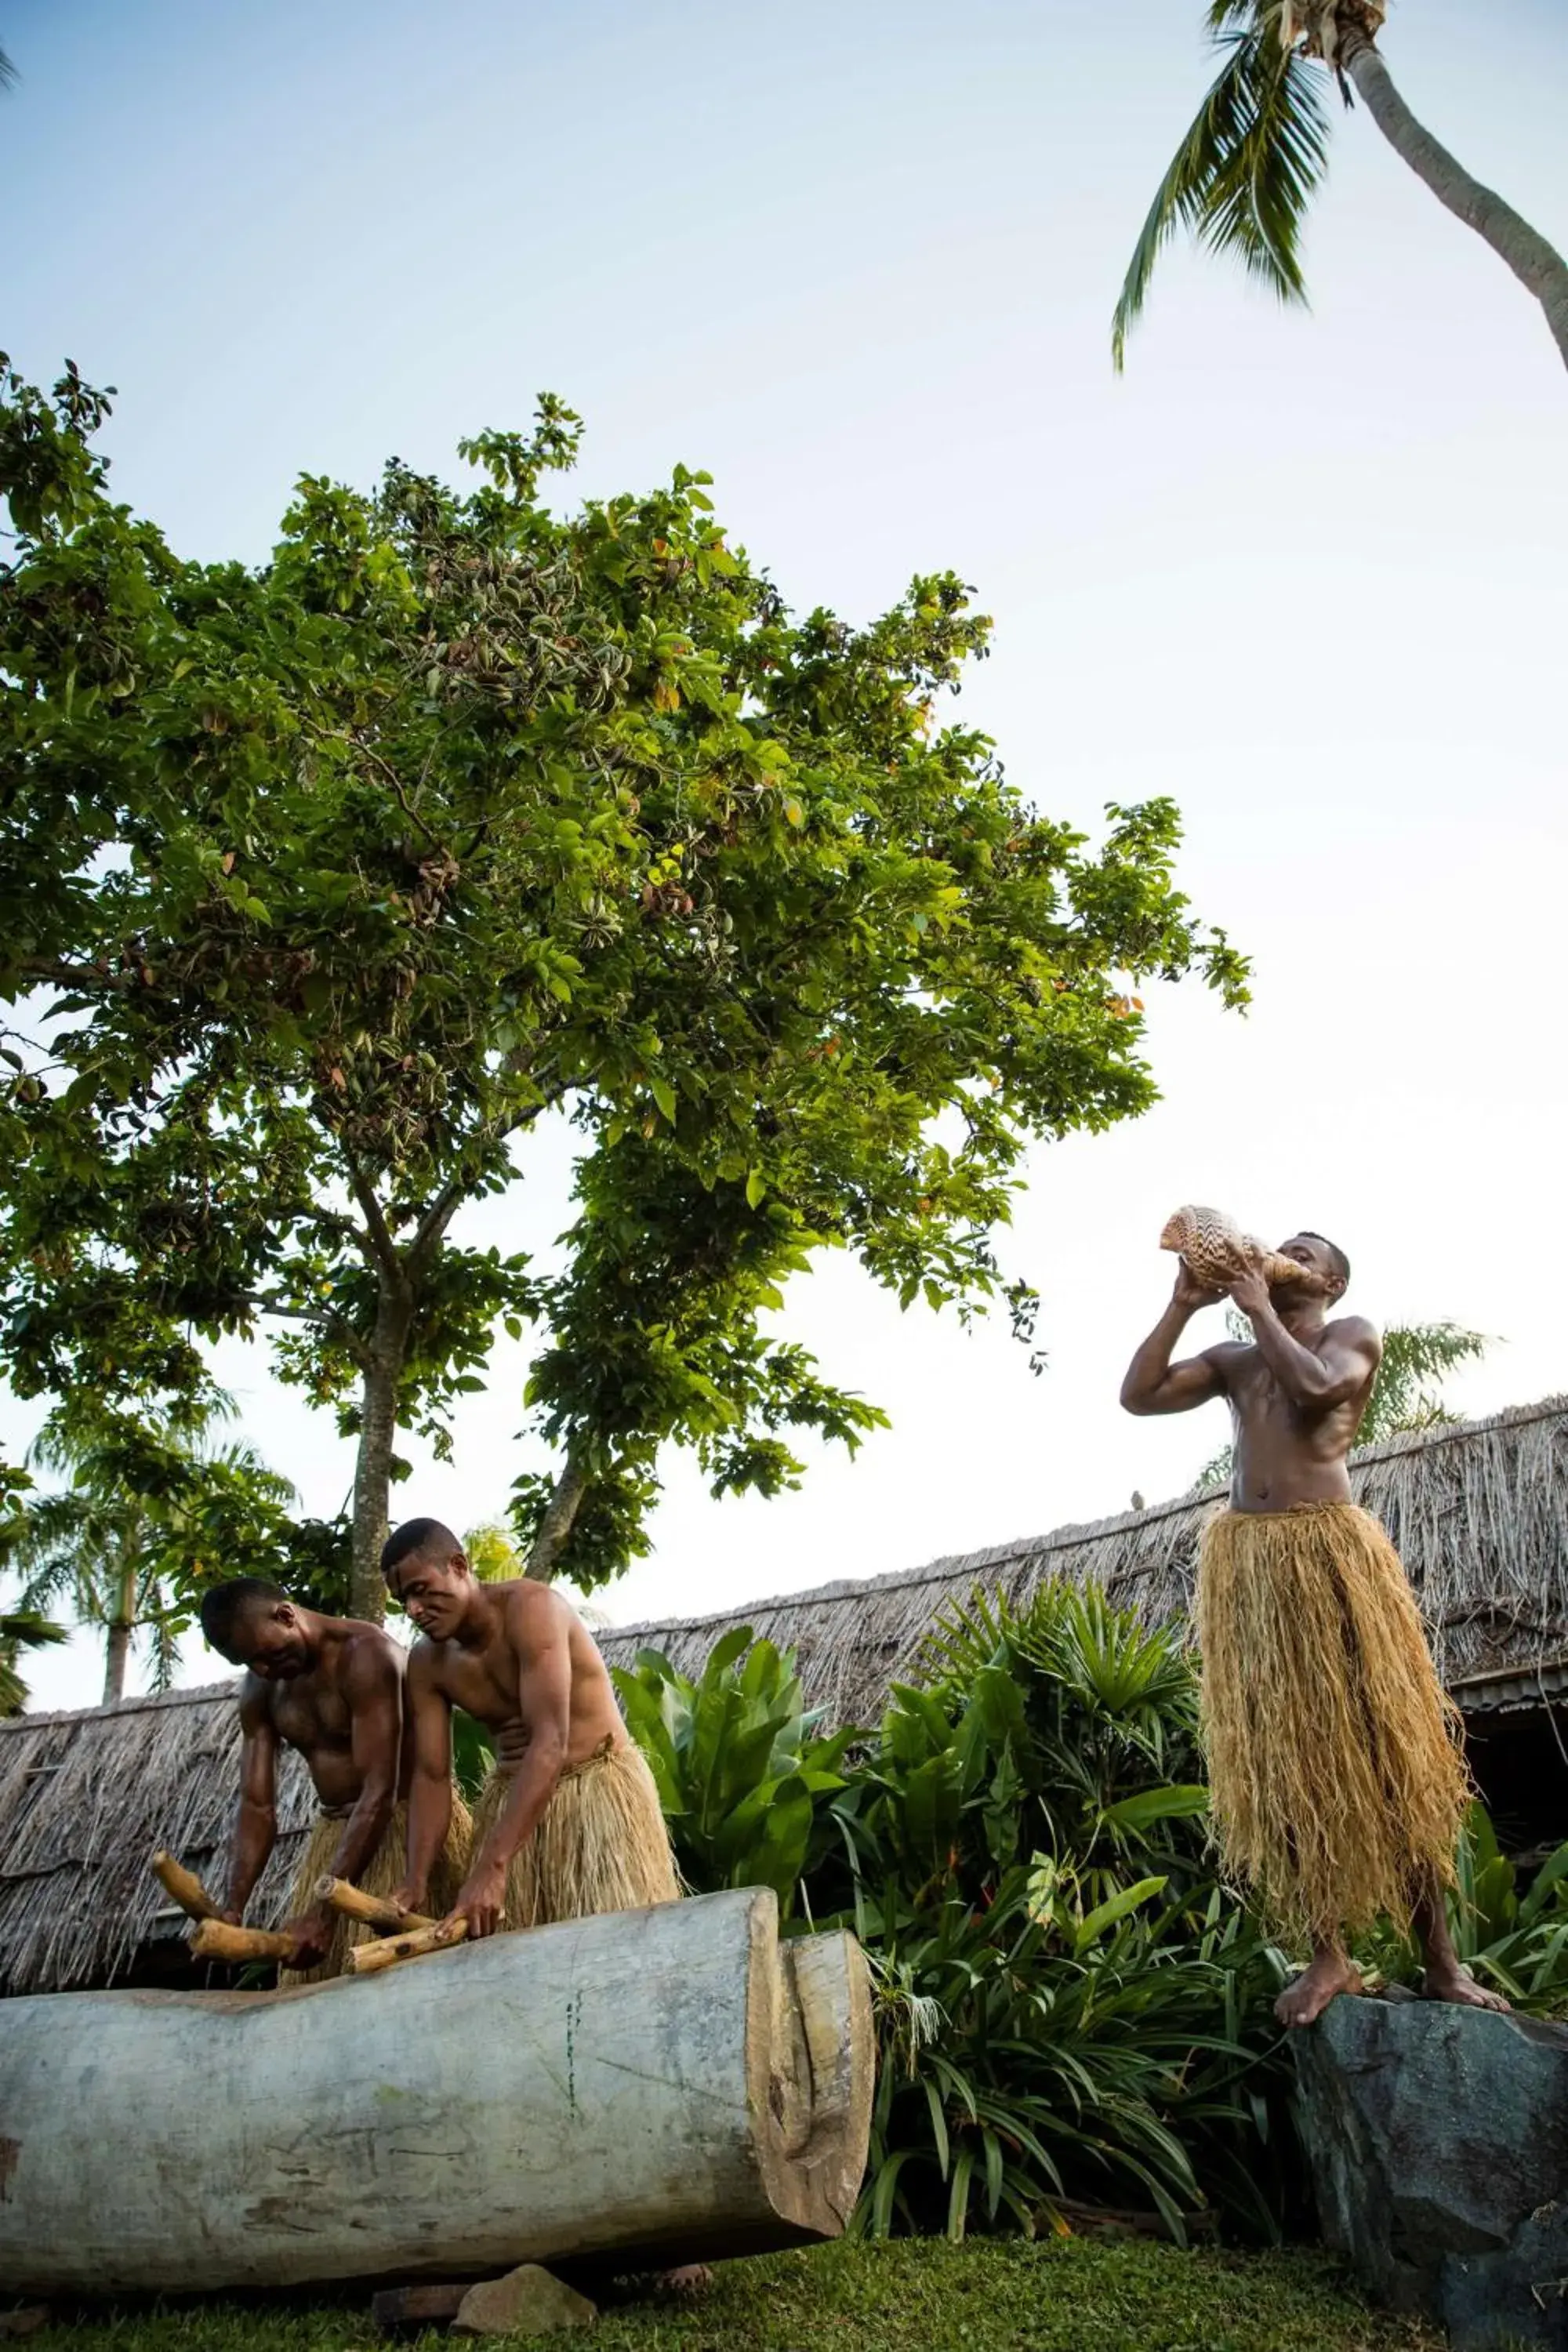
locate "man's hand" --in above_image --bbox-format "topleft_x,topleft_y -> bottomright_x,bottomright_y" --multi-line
388,1880 -> 428,1920
1172,1260 -> 1225,1314
219,1905 -> 245,1929
446,1856 -> 508,1941
1229,1265 -> 1272,1319
284,1906 -> 332,1969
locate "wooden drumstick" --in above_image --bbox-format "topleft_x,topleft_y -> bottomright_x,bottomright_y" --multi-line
314,1875 -> 435,1933
191,1918 -> 298,1965
347,1918 -> 468,1975
151,1849 -> 223,1923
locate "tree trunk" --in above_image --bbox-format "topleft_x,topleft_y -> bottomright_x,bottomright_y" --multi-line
102,1618 -> 132,1707
0,1889 -> 873,2296
525,1453 -> 590,1584
103,1563 -> 135,1704
350,1291 -> 412,1624
1344,38 -> 1568,372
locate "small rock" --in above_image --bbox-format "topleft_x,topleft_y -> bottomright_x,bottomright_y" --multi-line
452,2263 -> 597,2337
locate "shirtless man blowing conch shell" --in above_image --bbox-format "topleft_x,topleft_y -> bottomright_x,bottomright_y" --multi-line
1121,1232 -> 1506,2028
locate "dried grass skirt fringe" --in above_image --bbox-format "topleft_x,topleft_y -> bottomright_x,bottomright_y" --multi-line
278,1792 -> 473,1984
470,1738 -> 681,1933
1196,1501 -> 1470,1944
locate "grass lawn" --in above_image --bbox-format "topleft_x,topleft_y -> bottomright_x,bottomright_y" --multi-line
13,2236 -> 1444,2351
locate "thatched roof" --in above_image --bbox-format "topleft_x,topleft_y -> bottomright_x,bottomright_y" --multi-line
0,1679 -> 313,1998
598,1397 -> 1568,1730
2,1396 -> 1563,1999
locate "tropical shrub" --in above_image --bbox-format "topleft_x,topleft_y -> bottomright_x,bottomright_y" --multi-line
612,1627 -> 851,1917
620,1585 -> 1301,2244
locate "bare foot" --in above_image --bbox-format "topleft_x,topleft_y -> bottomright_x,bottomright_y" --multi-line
1275,1950 -> 1363,2028
653,2265 -> 712,2299
1421,1961 -> 1510,2013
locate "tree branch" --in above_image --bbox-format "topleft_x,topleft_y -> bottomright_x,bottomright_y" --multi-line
339,1156 -> 402,1284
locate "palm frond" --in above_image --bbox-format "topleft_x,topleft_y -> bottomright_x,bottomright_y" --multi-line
0,1609 -> 69,1716
1112,17 -> 1332,368
0,46 -> 15,93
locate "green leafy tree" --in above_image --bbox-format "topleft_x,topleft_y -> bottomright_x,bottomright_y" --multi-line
13,1404 -> 296,1701
1196,1316 -> 1490,1488
1,358 -> 1247,1618
1114,2 -> 1568,374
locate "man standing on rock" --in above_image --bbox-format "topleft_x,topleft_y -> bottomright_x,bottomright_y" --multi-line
1120,1232 -> 1508,2027
201,1577 -> 469,1981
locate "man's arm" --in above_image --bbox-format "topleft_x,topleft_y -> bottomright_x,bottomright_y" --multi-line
1120,1265 -> 1232,1416
1229,1271 -> 1380,1406
392,1642 -> 452,1915
223,1681 -> 278,1922
447,1595 -> 570,1940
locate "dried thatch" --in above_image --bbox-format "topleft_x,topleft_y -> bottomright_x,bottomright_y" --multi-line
0,1680 -> 313,1997
597,1398 -> 1568,1731
2,1396 -> 1563,1999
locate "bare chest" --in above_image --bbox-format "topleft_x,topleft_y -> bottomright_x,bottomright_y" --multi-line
269,1676 -> 351,1756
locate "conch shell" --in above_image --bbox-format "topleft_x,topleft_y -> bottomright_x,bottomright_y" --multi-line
1159,1205 -> 1310,1290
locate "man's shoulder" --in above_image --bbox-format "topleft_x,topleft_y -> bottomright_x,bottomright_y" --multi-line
338,1621 -> 407,1686
238,1668 -> 272,1722
495,1576 -> 568,1636
1326,1312 -> 1381,1352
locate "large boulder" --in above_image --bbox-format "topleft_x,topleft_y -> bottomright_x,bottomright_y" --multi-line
1294,1991 -> 1568,2350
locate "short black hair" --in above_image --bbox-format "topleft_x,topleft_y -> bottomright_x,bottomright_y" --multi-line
199,1577 -> 289,1658
1299,1231 -> 1351,1289
381,1518 -> 462,1582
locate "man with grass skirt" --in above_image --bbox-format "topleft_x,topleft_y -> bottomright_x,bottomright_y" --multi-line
380,1520 -> 678,1940
1120,1232 -> 1507,2027
200,1578 -> 470,1983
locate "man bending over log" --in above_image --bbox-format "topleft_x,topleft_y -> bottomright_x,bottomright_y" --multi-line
200,1579 -> 470,1982
1120,1232 -> 1507,2028
383,1520 -> 679,1941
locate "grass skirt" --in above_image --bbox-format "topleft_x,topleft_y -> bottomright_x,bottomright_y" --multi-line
1196,1502 -> 1470,1944
278,1792 -> 473,1984
470,1738 -> 680,1933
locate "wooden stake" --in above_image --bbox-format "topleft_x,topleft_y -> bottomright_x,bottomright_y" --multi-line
314,1875 -> 434,1933
347,1918 -> 466,1975
151,1850 -> 222,1923
190,1918 -> 296,1965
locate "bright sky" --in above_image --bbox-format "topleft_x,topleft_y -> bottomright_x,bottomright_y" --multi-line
5,0 -> 1566,1711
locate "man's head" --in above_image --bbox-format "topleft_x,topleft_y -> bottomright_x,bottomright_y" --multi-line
382,1518 -> 474,1639
1276,1232 -> 1350,1303
199,1578 -> 315,1679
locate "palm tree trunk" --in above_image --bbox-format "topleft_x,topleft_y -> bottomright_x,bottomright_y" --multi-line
103,1566 -> 134,1704
525,1455 -> 590,1584
1343,38 -> 1568,372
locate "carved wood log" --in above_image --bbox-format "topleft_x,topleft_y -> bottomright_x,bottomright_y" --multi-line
347,1918 -> 465,1973
189,1919 -> 297,1965
150,1850 -> 222,1923
0,1889 -> 873,2296
314,1875 -> 434,1933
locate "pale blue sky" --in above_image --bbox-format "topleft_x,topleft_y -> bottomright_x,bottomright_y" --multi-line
5,0 -> 1566,1708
